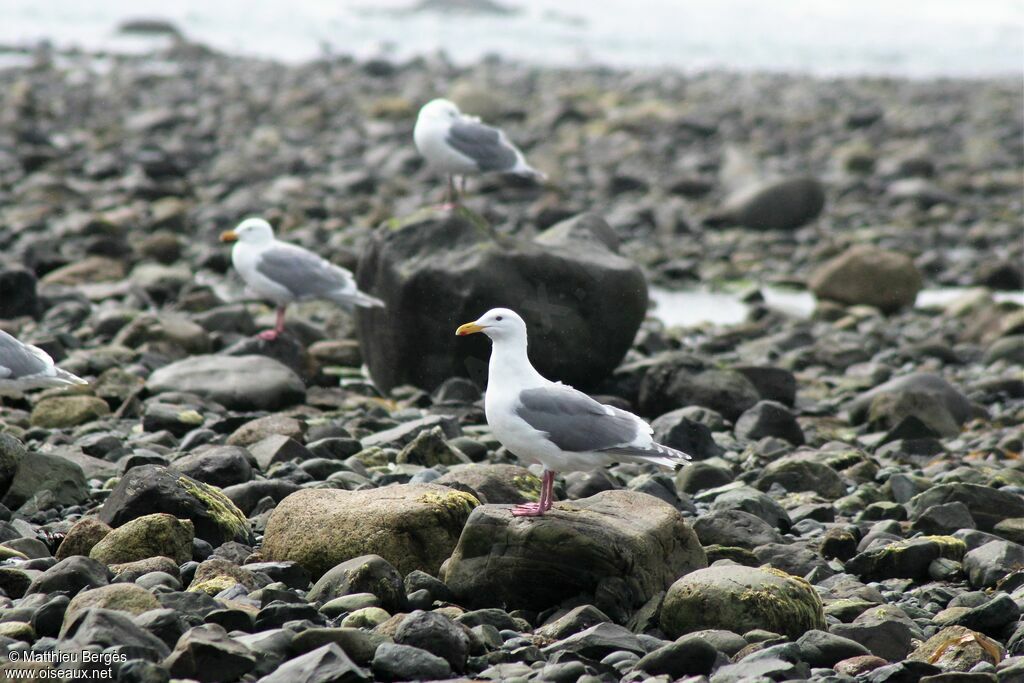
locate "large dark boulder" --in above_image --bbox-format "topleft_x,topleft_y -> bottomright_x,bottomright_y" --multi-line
355,209 -> 647,392
99,465 -> 253,545
0,267 -> 40,318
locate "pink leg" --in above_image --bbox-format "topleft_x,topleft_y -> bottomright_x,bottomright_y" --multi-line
258,306 -> 287,340
512,470 -> 556,517
437,175 -> 459,211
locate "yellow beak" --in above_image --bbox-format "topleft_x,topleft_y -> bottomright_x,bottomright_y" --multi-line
456,321 -> 485,336
220,230 -> 238,243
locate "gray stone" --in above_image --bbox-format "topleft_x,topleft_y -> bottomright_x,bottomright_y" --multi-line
796,629 -> 871,667
2,451 -> 88,510
907,483 -> 1024,532
634,633 -> 720,677
717,176 -> 826,231
307,555 -> 406,613
394,610 -> 469,672
848,373 -> 971,437
735,400 -> 804,445
147,354 -> 306,411
371,642 -> 451,682
962,540 -> 1024,588
693,509 -> 784,549
257,643 -> 369,683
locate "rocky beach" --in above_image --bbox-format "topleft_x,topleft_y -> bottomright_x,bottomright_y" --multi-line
0,33 -> 1022,683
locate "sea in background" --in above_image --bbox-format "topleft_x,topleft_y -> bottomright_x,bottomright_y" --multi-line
2,0 -> 1022,78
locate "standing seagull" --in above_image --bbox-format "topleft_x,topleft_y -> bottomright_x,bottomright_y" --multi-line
414,98 -> 545,207
220,218 -> 384,341
0,330 -> 88,397
456,308 -> 690,517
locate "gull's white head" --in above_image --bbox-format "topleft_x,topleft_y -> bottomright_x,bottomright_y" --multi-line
455,307 -> 527,344
221,217 -> 275,245
418,98 -> 462,123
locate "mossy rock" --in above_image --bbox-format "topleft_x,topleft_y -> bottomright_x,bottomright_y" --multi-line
98,465 -> 252,545
189,575 -> 239,596
434,464 -> 541,504
89,513 -> 194,565
262,484 -> 478,578
395,427 -> 470,467
56,518 -> 113,561
340,606 -> 391,629
187,558 -> 258,593
661,565 -> 826,640
908,625 -> 1004,672
844,535 -> 965,581
0,621 -> 34,642
0,546 -> 28,561
109,556 -> 180,582
60,584 -> 161,636
30,396 -> 110,429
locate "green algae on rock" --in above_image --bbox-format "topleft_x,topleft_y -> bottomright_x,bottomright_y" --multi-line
59,584 -> 161,637
909,625 -> 1004,671
29,395 -> 110,429
99,465 -> 253,545
660,565 -> 826,640
262,484 -> 479,578
89,513 -> 194,565
844,535 -> 966,581
55,518 -> 113,561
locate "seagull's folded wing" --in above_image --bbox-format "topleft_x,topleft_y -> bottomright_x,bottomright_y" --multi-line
514,384 -> 645,453
256,244 -> 355,301
446,119 -> 520,172
0,330 -> 53,380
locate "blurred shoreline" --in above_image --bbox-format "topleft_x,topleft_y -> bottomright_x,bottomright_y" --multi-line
1,0 -> 1022,79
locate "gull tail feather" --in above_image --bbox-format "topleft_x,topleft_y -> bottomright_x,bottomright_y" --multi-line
598,442 -> 692,470
515,163 -> 547,182
339,289 -> 385,309
54,367 -> 89,386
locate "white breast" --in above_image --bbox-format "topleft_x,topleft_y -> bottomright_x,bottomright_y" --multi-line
414,119 -> 478,175
232,244 -> 294,305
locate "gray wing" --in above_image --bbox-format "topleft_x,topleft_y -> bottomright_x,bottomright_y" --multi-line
0,330 -> 51,379
256,244 -> 354,302
515,385 -> 643,453
446,120 -> 519,172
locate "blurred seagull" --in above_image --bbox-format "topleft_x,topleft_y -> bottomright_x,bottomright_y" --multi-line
414,98 -> 545,207
220,218 -> 384,341
456,308 -> 690,517
0,330 -> 88,397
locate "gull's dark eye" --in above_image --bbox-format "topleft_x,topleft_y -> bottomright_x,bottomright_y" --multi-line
496,316 -> 503,321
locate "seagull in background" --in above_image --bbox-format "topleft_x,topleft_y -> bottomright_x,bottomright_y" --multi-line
414,98 -> 546,208
0,330 -> 88,397
220,218 -> 384,341
456,308 -> 690,517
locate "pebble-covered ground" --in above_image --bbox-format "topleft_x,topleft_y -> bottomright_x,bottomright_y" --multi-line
0,38 -> 1022,683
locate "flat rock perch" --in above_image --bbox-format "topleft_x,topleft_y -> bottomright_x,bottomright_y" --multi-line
443,489 -> 706,621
